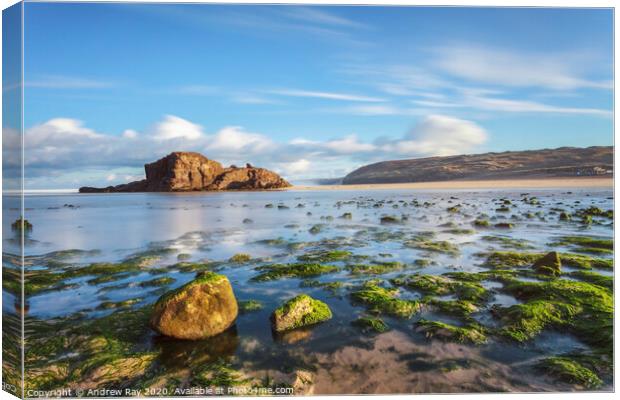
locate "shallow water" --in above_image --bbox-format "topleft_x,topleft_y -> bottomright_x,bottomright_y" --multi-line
3,188 -> 614,394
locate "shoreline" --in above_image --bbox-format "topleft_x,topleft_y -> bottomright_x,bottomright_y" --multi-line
290,177 -> 613,191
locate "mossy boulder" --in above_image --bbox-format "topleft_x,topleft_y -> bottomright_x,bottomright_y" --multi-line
537,357 -> 602,389
11,216 -> 33,232
351,281 -> 421,318
150,272 -> 238,340
271,294 -> 332,332
532,251 -> 561,276
415,319 -> 487,345
352,316 -> 389,333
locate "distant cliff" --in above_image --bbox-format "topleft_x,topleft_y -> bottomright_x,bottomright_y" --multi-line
79,152 -> 291,193
342,146 -> 613,185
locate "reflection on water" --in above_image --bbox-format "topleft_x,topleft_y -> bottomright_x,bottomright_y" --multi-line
154,326 -> 240,370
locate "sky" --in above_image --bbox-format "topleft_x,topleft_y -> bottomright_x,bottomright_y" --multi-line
3,4 -> 614,189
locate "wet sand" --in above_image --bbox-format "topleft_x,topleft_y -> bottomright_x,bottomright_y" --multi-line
291,177 -> 613,191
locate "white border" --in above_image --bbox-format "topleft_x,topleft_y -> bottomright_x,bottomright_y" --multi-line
0,1 -> 616,400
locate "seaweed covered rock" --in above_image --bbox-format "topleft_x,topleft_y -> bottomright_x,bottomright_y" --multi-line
537,357 -> 603,389
150,272 -> 238,340
532,251 -> 561,276
11,216 -> 33,232
271,294 -> 332,332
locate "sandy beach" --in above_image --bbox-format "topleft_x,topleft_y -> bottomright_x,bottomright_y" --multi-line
291,177 -> 613,191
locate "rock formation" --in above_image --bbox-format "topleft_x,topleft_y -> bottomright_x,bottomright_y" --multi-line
79,151 -> 290,192
150,272 -> 238,340
271,294 -> 332,332
144,152 -> 224,191
532,251 -> 562,276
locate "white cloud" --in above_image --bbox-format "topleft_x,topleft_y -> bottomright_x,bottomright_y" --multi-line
276,159 -> 311,175
19,114 -> 490,188
270,89 -> 384,102
290,134 -> 375,155
322,134 -> 376,153
381,115 -> 488,157
205,126 -> 274,154
433,45 -> 612,90
25,118 -> 103,148
122,129 -> 138,139
150,115 -> 205,141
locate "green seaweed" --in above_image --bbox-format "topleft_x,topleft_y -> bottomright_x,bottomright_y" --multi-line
191,359 -> 250,388
272,294 -> 332,331
12,216 -> 33,232
536,357 -> 602,389
482,251 -> 612,271
351,281 -> 420,318
380,216 -> 400,224
429,299 -> 478,317
495,300 -> 579,342
416,319 -> 487,345
481,235 -> 534,250
238,300 -> 264,313
229,253 -> 252,263
568,270 -> 612,289
404,239 -> 459,255
391,274 -> 489,303
347,261 -> 404,275
309,224 -> 326,234
252,263 -> 339,282
138,276 -> 175,287
297,250 -> 351,263
551,236 -> 613,255
352,316 -> 389,333
500,278 -> 612,351
473,219 -> 490,227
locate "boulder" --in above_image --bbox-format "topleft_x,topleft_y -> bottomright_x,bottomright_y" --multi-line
150,272 -> 238,340
271,294 -> 332,332
79,152 -> 291,192
532,251 -> 561,276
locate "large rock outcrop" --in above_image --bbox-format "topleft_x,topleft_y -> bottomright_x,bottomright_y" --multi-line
79,152 -> 290,192
150,272 -> 238,340
144,152 -> 224,191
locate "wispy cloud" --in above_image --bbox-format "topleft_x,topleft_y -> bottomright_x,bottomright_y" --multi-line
174,85 -> 219,95
141,5 -> 370,47
281,7 -> 368,29
411,90 -> 612,117
270,88 -> 385,102
432,45 -> 612,91
26,75 -> 115,89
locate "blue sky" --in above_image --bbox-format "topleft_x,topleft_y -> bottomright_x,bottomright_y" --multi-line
8,4 -> 614,188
